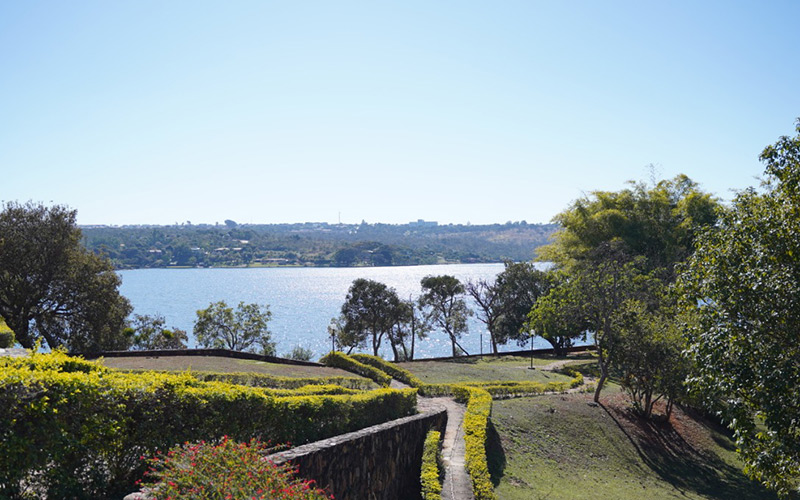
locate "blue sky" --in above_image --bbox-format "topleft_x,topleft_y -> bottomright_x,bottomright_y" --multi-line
2,1 -> 799,225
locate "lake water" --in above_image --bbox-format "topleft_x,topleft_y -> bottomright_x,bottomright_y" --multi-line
118,263 -> 554,360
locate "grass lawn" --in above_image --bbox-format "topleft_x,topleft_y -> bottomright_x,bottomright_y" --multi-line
396,354 -> 586,385
98,355 -> 363,378
489,389 -> 777,500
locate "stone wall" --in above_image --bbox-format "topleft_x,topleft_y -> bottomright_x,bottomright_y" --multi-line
268,403 -> 448,500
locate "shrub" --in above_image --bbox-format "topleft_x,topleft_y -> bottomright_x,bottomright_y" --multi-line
420,430 -> 442,500
350,353 -> 424,387
286,345 -> 315,361
319,351 -> 392,387
139,436 -> 332,500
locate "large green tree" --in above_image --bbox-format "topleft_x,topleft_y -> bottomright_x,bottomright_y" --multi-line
536,175 -> 718,403
338,278 -> 400,356
419,275 -> 472,357
466,262 -> 550,353
678,120 -> 800,497
0,202 -> 132,353
194,301 -> 274,354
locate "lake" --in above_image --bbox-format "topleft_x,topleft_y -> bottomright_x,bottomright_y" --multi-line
118,263 -> 554,360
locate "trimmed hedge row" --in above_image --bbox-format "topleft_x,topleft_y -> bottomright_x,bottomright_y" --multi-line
452,386 -> 496,500
420,430 -> 443,500
177,370 -> 375,390
319,351 -> 392,387
350,353 -> 424,388
0,355 -> 416,499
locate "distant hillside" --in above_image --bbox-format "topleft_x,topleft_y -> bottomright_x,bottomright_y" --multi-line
80,221 -> 558,269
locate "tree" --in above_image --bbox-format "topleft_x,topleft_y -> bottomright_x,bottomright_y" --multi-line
338,279 -> 399,356
535,175 -> 719,403
678,120 -> 800,497
492,262 -> 551,347
193,301 -> 274,354
127,314 -> 188,350
466,262 -> 550,353
385,297 -> 431,361
419,275 -> 472,357
526,270 -> 588,356
0,202 -> 132,353
607,300 -> 687,419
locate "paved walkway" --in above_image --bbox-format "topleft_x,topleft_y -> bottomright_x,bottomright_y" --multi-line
391,380 -> 475,500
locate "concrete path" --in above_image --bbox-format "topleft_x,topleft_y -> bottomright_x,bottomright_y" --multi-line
392,380 -> 475,500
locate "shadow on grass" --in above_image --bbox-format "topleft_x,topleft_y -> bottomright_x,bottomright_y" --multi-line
600,403 -> 777,500
485,420 -> 506,486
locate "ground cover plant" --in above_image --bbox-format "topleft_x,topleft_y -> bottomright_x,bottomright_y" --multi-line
138,436 -> 332,500
489,390 -> 778,500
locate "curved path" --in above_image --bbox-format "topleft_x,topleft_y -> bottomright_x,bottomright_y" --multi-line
391,380 -> 475,500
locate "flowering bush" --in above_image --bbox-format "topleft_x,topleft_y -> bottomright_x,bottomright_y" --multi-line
140,437 -> 332,499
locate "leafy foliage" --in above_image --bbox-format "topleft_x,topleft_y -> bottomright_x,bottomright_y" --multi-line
127,314 -> 188,350
678,120 -> 800,497
420,275 -> 472,357
318,351 -> 392,387
0,202 -> 132,353
194,301 -> 274,354
420,430 -> 443,500
139,437 -> 332,500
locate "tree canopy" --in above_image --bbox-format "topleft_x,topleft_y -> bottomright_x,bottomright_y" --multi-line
0,202 -> 132,353
678,120 -> 800,497
535,175 -> 719,404
193,301 -> 274,354
419,275 -> 472,357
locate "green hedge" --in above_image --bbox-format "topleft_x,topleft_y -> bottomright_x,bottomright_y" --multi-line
420,430 -> 442,500
0,354 -> 416,499
455,386 -> 496,500
174,369 -> 375,390
351,353 -> 424,387
319,351 -> 392,387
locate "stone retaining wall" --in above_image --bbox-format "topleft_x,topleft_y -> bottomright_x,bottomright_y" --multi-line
268,403 -> 448,500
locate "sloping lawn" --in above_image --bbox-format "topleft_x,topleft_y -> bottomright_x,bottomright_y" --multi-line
397,355 -> 582,385
489,390 -> 777,500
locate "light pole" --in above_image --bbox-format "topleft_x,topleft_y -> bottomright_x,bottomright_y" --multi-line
528,329 -> 535,370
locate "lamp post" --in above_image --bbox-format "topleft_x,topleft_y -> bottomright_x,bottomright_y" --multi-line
528,329 -> 535,370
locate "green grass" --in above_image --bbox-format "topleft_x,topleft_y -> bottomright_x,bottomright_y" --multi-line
98,355 -> 363,378
397,355 -> 579,385
489,390 -> 777,500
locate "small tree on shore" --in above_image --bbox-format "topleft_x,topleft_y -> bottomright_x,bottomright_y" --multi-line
194,301 -> 274,354
419,275 -> 472,357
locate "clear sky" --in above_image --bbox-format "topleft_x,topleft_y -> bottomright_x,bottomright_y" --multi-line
2,1 -> 799,226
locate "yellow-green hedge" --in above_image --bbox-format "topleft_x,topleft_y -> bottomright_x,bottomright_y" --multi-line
319,351 -> 392,387
184,369 -> 375,390
351,353 -> 424,388
420,430 -> 442,500
0,353 -> 416,499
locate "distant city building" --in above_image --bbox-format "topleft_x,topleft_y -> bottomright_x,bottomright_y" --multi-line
409,219 -> 438,227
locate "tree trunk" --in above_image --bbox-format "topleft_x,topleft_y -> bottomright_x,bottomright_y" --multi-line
8,316 -> 32,348
594,356 -> 608,403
